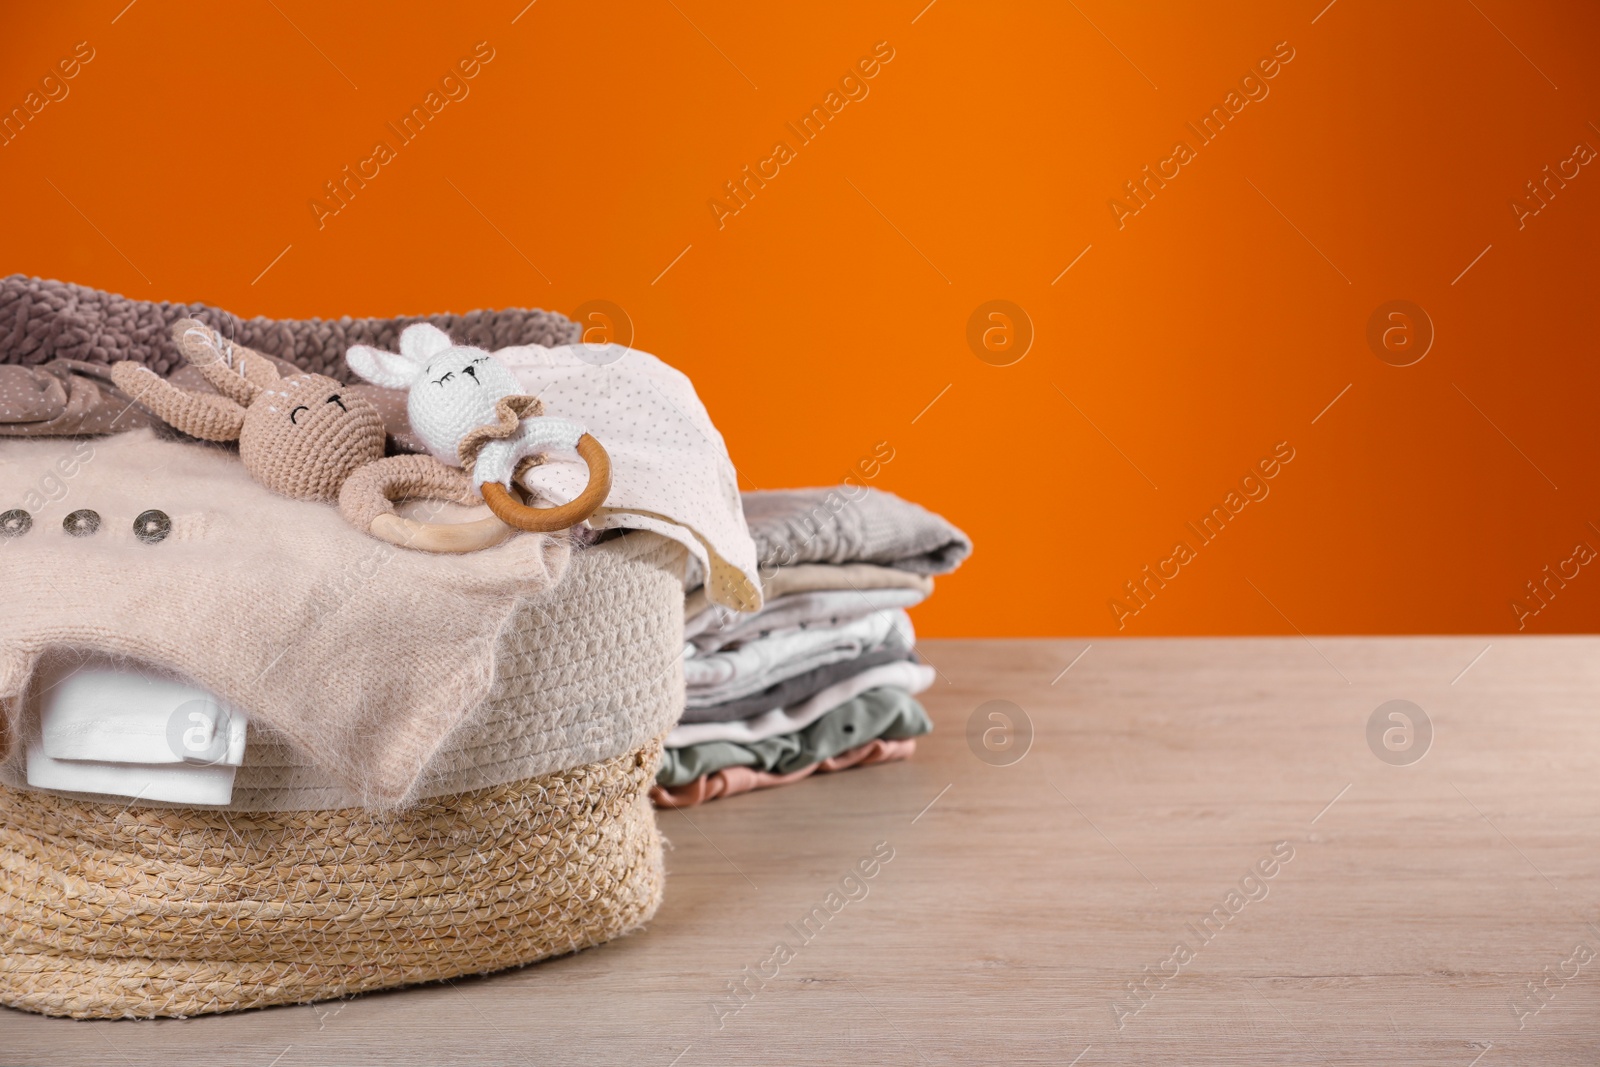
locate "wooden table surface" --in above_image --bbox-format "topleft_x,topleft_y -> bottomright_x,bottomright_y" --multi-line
5,637 -> 1600,1066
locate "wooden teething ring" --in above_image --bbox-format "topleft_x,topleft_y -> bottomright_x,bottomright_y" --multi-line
479,433 -> 612,533
368,512 -> 515,554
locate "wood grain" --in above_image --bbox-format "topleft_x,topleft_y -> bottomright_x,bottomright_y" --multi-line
4,636 -> 1599,1065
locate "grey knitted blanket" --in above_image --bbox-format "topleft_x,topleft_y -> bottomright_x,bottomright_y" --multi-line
0,274 -> 579,380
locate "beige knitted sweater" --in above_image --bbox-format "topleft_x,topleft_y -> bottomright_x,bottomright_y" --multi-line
0,431 -> 577,808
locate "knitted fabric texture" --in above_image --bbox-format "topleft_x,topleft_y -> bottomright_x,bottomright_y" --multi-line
0,431 -> 578,808
0,739 -> 665,1019
0,274 -> 581,380
0,528 -> 690,812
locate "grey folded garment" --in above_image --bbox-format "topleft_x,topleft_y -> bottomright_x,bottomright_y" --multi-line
743,486 -> 971,575
0,273 -> 577,381
678,626 -> 915,724
659,686 -> 932,787
686,609 -> 907,708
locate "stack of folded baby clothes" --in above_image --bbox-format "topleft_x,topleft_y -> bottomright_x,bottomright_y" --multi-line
652,486 -> 971,807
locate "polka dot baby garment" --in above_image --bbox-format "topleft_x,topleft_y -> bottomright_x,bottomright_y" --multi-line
497,343 -> 761,612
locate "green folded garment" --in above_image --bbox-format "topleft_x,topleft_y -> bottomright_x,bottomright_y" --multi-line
658,687 -> 932,787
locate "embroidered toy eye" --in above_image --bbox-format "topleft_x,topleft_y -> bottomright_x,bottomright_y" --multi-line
63,509 -> 101,537
326,393 -> 347,412
432,371 -> 455,386
0,509 -> 31,538
290,405 -> 309,424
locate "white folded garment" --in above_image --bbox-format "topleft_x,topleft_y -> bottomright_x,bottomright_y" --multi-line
667,659 -> 935,747
682,562 -> 933,644
684,609 -> 910,708
24,749 -> 240,807
686,586 -> 929,652
24,657 -> 248,805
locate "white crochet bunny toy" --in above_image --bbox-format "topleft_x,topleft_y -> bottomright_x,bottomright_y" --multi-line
346,324 -> 611,533
347,323 -> 583,489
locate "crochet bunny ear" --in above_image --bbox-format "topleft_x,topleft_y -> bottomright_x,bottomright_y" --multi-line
346,344 -> 424,390
348,325 -> 455,388
347,325 -> 454,389
171,319 -> 279,406
110,362 -> 247,441
400,322 -> 455,361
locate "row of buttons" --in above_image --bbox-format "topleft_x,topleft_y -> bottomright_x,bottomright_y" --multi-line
0,508 -> 172,544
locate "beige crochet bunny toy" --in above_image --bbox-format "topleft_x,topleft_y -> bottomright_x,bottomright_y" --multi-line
112,321 -> 387,501
109,320 -> 602,553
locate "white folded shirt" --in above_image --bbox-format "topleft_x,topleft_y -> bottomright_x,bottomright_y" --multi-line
25,658 -> 248,805
667,659 -> 935,748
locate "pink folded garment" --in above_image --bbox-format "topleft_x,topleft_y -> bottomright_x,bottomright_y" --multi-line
650,737 -> 916,808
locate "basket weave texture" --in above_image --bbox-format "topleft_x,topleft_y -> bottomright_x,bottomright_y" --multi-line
0,739 -> 664,1019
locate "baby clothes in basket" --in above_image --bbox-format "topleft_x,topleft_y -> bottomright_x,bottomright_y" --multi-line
24,656 -> 249,805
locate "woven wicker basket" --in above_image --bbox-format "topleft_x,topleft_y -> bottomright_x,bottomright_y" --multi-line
0,739 -> 664,1020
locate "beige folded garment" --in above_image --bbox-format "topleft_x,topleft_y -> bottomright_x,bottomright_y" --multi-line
0,431 -> 677,809
4,528 -> 686,812
683,562 -> 933,623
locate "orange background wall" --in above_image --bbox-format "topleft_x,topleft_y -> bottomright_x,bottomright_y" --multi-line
3,1 -> 1598,637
